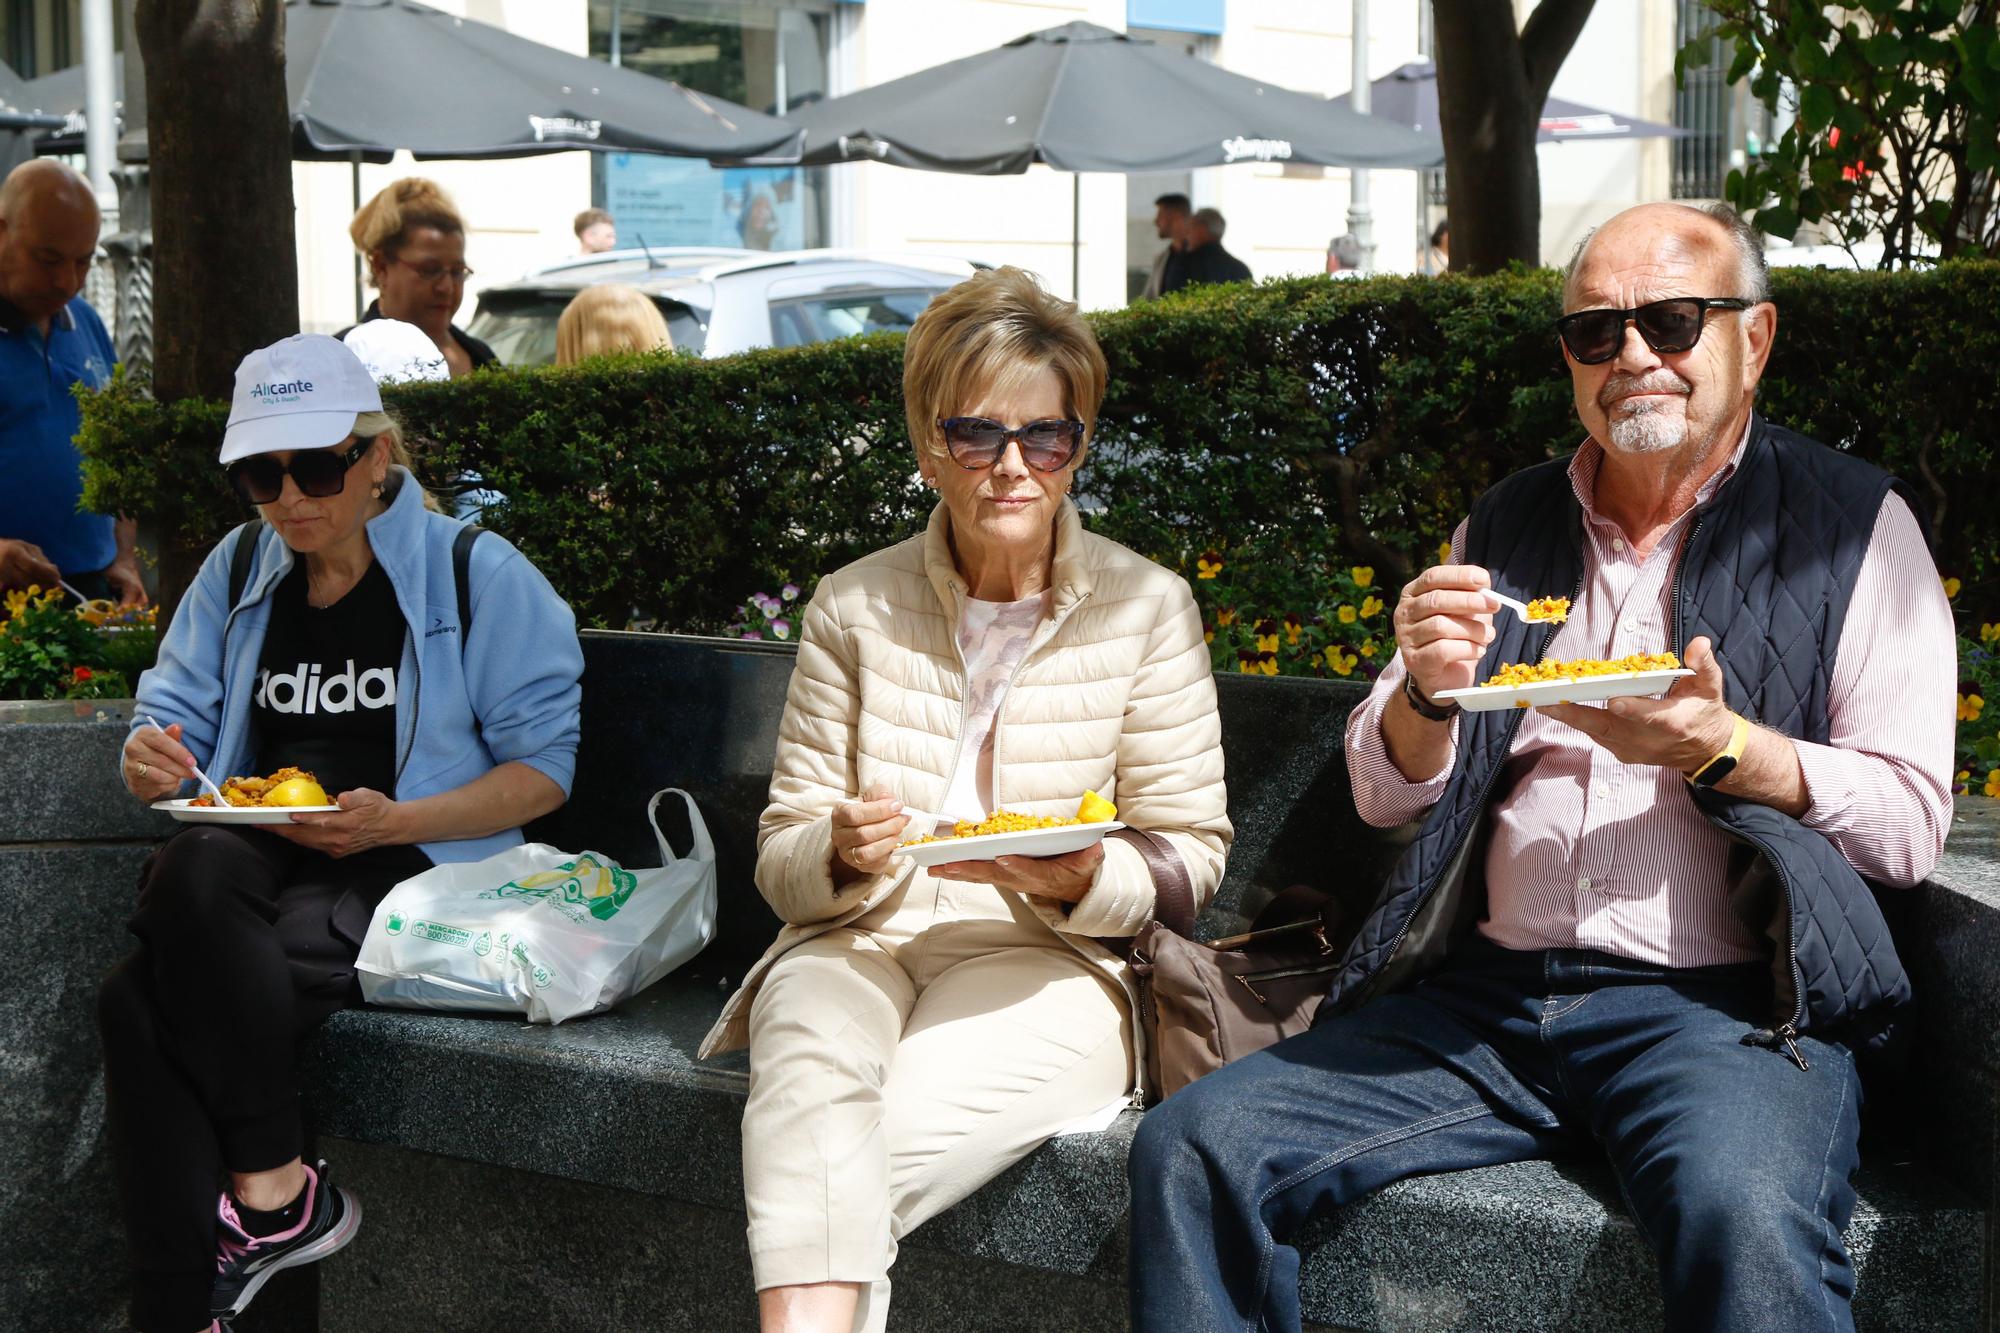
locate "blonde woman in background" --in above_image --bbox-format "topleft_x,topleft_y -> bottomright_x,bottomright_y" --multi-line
554,284 -> 673,366
342,177 -> 498,376
701,266 -> 1231,1333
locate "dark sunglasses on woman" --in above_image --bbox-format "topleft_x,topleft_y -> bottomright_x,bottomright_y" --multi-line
936,417 -> 1086,473
1554,296 -> 1755,365
226,435 -> 376,505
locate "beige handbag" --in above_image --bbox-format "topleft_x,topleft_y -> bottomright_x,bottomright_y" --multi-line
1115,828 -> 1343,1103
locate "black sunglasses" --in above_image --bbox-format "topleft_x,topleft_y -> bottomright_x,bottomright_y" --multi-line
936,417 -> 1085,473
227,436 -> 376,505
1554,297 -> 1755,365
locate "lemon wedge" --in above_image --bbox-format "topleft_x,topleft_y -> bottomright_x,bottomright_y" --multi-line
1076,790 -> 1118,823
264,776 -> 330,807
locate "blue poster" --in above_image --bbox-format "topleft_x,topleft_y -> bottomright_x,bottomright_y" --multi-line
603,155 -> 806,252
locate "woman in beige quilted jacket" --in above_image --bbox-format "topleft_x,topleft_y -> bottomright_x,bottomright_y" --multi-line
707,267 -> 1232,1333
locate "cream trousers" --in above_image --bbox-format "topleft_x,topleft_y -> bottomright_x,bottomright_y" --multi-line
741,872 -> 1132,1332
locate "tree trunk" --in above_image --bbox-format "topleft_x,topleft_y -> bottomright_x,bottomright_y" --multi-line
1431,0 -> 1597,274
135,0 -> 296,615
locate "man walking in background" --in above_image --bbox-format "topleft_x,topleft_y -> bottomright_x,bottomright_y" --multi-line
0,159 -> 143,603
1140,192 -> 1190,300
1326,233 -> 1364,277
1163,207 -> 1252,293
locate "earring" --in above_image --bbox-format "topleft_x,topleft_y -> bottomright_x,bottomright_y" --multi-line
371,484 -> 384,499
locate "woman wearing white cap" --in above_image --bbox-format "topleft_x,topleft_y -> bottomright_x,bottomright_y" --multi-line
98,334 -> 583,1333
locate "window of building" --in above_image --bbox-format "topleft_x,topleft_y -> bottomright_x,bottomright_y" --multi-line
1672,0 -> 1730,200
588,0 -> 834,252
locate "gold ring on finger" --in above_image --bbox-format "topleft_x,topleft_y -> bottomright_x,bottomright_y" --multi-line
137,762 -> 151,779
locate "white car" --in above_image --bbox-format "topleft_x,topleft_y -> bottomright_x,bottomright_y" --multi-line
467,248 -> 985,365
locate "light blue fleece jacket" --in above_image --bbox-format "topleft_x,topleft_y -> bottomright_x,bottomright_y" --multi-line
130,468 -> 584,865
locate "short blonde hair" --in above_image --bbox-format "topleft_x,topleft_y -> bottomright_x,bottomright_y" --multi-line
353,410 -> 442,512
554,285 -> 673,366
349,178 -> 465,259
902,267 -> 1108,466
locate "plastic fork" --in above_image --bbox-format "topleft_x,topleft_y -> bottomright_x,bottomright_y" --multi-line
1486,590 -> 1567,623
144,713 -> 230,806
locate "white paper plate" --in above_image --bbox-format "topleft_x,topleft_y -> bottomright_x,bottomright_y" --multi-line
897,820 -> 1124,867
153,799 -> 342,824
1434,667 -> 1693,713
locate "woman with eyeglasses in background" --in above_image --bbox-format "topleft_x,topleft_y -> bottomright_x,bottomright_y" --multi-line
341,177 -> 498,375
101,335 -> 580,1333
706,267 -> 1232,1333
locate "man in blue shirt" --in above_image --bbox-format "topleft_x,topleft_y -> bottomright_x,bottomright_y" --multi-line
0,159 -> 143,603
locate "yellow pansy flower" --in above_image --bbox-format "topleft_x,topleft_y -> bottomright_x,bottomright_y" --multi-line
1983,623 -> 2000,644
1284,613 -> 1302,646
1351,566 -> 1375,589
1987,769 -> 2000,799
1259,653 -> 1279,676
1943,576 -> 1961,599
1360,595 -> 1384,619
1216,607 -> 1237,627
1960,693 -> 1986,723
1325,646 -> 1358,676
1257,632 -> 1280,654
1954,769 -> 1969,791
1197,551 -> 1224,580
1359,638 -> 1379,658
1337,605 -> 1358,624
1237,656 -> 1257,674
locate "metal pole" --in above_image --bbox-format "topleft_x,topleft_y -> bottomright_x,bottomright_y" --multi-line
610,0 -> 623,66
81,0 -> 117,207
351,153 -> 364,323
1072,173 -> 1081,303
1346,0 -> 1375,272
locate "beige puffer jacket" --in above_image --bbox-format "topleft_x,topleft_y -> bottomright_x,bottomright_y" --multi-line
699,499 -> 1232,1077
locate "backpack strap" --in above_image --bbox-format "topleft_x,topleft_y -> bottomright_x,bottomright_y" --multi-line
226,519 -> 264,608
452,524 -> 485,655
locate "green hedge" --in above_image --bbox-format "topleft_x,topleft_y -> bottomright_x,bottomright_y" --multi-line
80,264 -> 2000,639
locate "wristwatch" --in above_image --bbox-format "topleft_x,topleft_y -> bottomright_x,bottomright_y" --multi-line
1402,672 -> 1460,722
1687,712 -> 1752,788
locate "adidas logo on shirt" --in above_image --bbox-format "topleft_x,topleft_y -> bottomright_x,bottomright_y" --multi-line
256,660 -> 396,714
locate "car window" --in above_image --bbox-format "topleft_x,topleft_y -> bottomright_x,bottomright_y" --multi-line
766,289 -> 940,349
467,291 -> 708,366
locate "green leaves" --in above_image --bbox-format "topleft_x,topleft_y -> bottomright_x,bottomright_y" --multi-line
1681,0 -> 1998,268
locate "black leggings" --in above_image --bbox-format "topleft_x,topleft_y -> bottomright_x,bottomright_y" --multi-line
97,825 -> 429,1333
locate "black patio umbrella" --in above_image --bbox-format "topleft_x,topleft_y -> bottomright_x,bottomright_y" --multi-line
784,21 -> 1442,292
1331,60 -> 1690,145
2,59 -> 65,174
24,0 -> 803,163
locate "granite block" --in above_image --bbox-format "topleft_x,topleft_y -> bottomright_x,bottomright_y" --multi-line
307,976 -> 1982,1330
0,700 -> 176,843
318,1137 -> 1136,1333
0,841 -> 159,1333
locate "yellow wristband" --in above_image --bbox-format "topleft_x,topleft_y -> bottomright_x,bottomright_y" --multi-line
1687,712 -> 1752,788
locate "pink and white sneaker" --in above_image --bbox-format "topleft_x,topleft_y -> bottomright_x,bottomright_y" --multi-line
209,1159 -> 362,1321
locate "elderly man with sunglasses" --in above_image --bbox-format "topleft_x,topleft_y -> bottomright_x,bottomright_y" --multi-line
1127,202 -> 1954,1332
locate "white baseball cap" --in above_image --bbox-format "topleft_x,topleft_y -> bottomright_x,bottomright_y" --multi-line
220,334 -> 383,465
342,318 -> 450,386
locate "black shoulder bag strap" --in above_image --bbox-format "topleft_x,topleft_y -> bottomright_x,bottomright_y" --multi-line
1109,826 -> 1197,936
451,525 -> 485,654
226,519 -> 264,608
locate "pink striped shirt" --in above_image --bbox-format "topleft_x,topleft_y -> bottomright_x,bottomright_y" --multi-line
1346,433 -> 1957,967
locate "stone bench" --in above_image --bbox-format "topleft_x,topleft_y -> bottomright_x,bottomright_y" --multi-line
3,633 -> 1991,1330
300,633 -> 1988,1331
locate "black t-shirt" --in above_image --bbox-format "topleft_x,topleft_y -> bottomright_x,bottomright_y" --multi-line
254,559 -> 406,797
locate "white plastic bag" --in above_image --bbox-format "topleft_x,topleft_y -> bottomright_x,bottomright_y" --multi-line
356,789 -> 716,1024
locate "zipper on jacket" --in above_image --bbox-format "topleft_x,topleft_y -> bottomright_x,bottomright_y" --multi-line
1356,568 -> 1582,1005
1670,510 -> 1813,1069
394,626 -> 421,791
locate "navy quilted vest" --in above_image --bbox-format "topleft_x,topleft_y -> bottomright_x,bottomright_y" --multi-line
1320,416 -> 1917,1056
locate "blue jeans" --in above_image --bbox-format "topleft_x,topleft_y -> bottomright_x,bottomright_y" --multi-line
1128,938 -> 1864,1333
